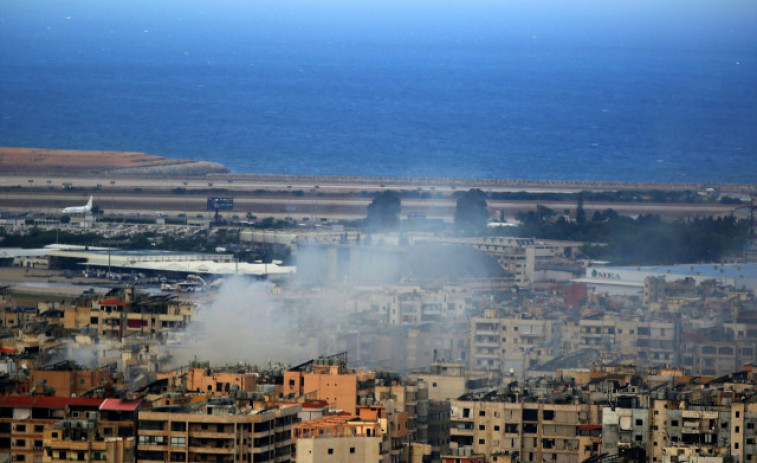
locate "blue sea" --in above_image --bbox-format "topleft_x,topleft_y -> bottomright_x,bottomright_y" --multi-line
1,0 -> 756,183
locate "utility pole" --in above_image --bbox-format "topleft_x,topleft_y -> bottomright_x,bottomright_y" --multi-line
733,196 -> 757,261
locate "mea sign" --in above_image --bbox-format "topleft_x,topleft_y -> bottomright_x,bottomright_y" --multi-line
207,197 -> 234,211
591,269 -> 622,280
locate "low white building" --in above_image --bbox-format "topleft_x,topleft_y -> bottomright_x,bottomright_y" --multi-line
574,263 -> 757,296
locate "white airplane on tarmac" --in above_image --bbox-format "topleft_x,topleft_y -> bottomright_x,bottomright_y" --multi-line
62,196 -> 93,215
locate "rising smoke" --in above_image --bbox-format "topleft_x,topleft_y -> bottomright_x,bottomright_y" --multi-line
172,277 -> 317,367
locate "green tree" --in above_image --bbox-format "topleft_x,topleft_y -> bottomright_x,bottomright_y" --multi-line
454,188 -> 489,234
365,190 -> 401,231
576,192 -> 586,224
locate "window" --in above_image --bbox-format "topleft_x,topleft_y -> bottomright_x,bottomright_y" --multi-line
479,410 -> 486,417
494,425 -> 500,431
15,425 -> 25,432
479,425 -> 486,431
350,447 -> 355,454
170,437 -> 186,446
479,439 -> 485,445
34,425 -> 44,433
636,419 -> 643,426
327,448 -> 334,455
171,422 -> 186,432
671,420 -> 679,427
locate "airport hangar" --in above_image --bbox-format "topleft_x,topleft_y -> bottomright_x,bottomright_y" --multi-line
574,263 -> 757,296
4,245 -> 295,281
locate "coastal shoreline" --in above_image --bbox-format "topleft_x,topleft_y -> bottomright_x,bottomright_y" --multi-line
1,147 -> 755,195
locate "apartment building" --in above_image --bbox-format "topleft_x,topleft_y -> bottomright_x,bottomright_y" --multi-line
574,317 -> 679,366
374,379 -> 429,445
293,410 -> 387,463
0,396 -> 139,463
679,323 -> 757,376
352,286 -> 472,326
406,322 -> 469,371
598,368 -> 757,463
283,354 -> 375,415
156,364 -> 260,397
450,391 -> 602,463
421,236 -> 582,287
22,361 -> 117,398
136,399 -> 299,463
65,288 -> 193,339
42,420 -> 135,463
469,310 -> 560,375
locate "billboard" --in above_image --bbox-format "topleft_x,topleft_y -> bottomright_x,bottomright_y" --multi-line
207,197 -> 234,211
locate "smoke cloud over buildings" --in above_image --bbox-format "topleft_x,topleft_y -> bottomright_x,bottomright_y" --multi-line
173,278 -> 312,367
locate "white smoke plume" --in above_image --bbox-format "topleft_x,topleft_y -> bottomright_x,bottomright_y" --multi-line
171,277 -> 317,367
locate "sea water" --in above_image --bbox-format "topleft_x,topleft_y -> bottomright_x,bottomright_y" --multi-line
1,0 -> 755,183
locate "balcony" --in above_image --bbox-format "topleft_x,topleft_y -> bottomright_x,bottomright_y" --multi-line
188,431 -> 234,439
188,445 -> 234,455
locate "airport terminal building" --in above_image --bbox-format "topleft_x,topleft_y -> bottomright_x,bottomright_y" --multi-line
574,263 -> 757,296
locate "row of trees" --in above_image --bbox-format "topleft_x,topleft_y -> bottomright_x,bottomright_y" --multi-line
503,205 -> 749,265
363,189 -> 749,265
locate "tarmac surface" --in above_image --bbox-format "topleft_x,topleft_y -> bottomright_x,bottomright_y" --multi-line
0,172 -> 750,221
0,267 -> 111,298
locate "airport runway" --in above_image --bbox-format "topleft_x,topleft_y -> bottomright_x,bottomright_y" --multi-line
0,179 -> 743,221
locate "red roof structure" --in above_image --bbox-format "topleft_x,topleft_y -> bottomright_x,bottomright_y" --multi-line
0,396 -> 103,409
578,424 -> 603,431
0,396 -> 36,407
100,399 -> 141,411
33,397 -> 104,409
